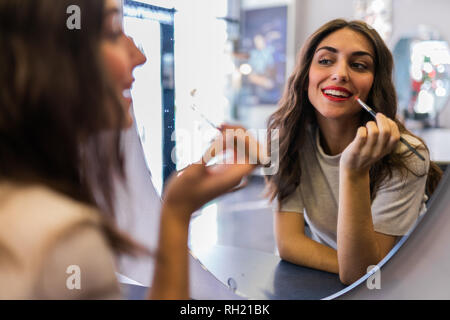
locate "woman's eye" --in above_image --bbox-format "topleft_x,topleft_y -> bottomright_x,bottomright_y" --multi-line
114,31 -> 124,39
105,29 -> 124,41
318,59 -> 333,65
351,62 -> 368,70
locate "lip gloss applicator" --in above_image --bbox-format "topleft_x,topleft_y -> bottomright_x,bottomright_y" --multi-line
189,89 -> 221,131
354,96 -> 425,161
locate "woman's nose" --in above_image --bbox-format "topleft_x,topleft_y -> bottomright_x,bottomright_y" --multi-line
127,36 -> 147,68
331,62 -> 349,82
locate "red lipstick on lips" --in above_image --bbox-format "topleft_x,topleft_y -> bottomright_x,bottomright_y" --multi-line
321,86 -> 353,102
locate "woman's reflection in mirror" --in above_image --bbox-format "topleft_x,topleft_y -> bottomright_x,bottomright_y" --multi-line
266,19 -> 443,285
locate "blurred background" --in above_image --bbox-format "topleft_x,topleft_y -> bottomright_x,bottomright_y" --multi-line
121,0 -> 450,273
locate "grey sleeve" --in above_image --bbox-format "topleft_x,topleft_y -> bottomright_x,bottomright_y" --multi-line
279,186 -> 304,213
371,137 -> 430,236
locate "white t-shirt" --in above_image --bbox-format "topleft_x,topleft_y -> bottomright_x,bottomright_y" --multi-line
280,125 -> 429,250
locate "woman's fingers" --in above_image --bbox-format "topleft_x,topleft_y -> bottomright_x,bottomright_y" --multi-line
364,114 -> 400,158
342,114 -> 401,173
375,113 -> 391,146
364,120 -> 379,154
202,164 -> 255,198
373,114 -> 401,157
164,124 -> 261,213
387,118 -> 401,151
202,123 -> 265,166
176,163 -> 253,206
372,113 -> 391,156
201,134 -> 224,164
353,126 -> 368,151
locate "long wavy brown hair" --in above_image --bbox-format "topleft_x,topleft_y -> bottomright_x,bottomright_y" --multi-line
266,19 -> 442,208
0,0 -> 147,255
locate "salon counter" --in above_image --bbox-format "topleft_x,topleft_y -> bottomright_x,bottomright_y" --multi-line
119,251 -> 250,300
189,245 -> 346,300
119,245 -> 346,300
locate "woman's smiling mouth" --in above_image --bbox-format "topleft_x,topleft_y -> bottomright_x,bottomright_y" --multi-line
321,86 -> 353,102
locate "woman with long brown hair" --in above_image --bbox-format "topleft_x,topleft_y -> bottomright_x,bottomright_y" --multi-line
266,19 -> 442,284
0,0 -> 257,299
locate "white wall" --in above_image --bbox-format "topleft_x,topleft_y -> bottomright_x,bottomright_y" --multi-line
293,0 -> 354,53
389,0 -> 450,48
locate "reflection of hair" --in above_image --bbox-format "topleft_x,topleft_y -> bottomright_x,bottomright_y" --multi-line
0,0 -> 146,255
266,19 -> 442,207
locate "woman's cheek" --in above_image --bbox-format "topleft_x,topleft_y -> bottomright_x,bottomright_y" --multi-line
101,43 -> 134,129
101,43 -> 129,86
359,75 -> 374,100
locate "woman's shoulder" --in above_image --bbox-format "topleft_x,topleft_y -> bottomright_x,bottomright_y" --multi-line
0,181 -> 104,266
394,133 -> 430,176
398,133 -> 426,150
0,181 -> 119,299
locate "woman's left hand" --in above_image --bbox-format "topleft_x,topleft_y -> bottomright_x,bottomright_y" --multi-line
340,113 -> 400,175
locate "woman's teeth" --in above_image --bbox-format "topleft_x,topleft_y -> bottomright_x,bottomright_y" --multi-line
323,89 -> 351,98
123,89 -> 131,99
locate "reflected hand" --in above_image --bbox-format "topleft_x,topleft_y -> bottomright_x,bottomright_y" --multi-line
340,113 -> 400,175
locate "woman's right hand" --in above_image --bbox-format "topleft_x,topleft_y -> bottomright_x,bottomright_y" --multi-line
162,124 -> 262,220
340,113 -> 400,176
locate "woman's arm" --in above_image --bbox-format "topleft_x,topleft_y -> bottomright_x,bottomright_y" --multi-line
337,169 -> 397,285
149,204 -> 191,299
338,114 -> 400,284
275,211 -> 339,274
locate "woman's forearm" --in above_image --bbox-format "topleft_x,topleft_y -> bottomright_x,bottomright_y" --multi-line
337,169 -> 382,284
278,234 -> 339,274
148,205 -> 190,300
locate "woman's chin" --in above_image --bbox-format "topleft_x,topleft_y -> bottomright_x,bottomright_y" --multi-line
120,99 -> 134,129
314,105 -> 360,121
124,113 -> 134,129
316,110 -> 349,120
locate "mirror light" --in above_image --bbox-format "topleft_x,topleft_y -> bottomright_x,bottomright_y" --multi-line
415,90 -> 435,114
239,63 -> 253,75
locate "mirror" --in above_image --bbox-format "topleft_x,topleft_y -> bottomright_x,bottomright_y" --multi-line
126,0 -> 450,299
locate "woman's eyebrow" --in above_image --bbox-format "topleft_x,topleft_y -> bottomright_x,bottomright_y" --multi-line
352,51 -> 374,61
316,46 -> 374,60
316,46 -> 338,54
